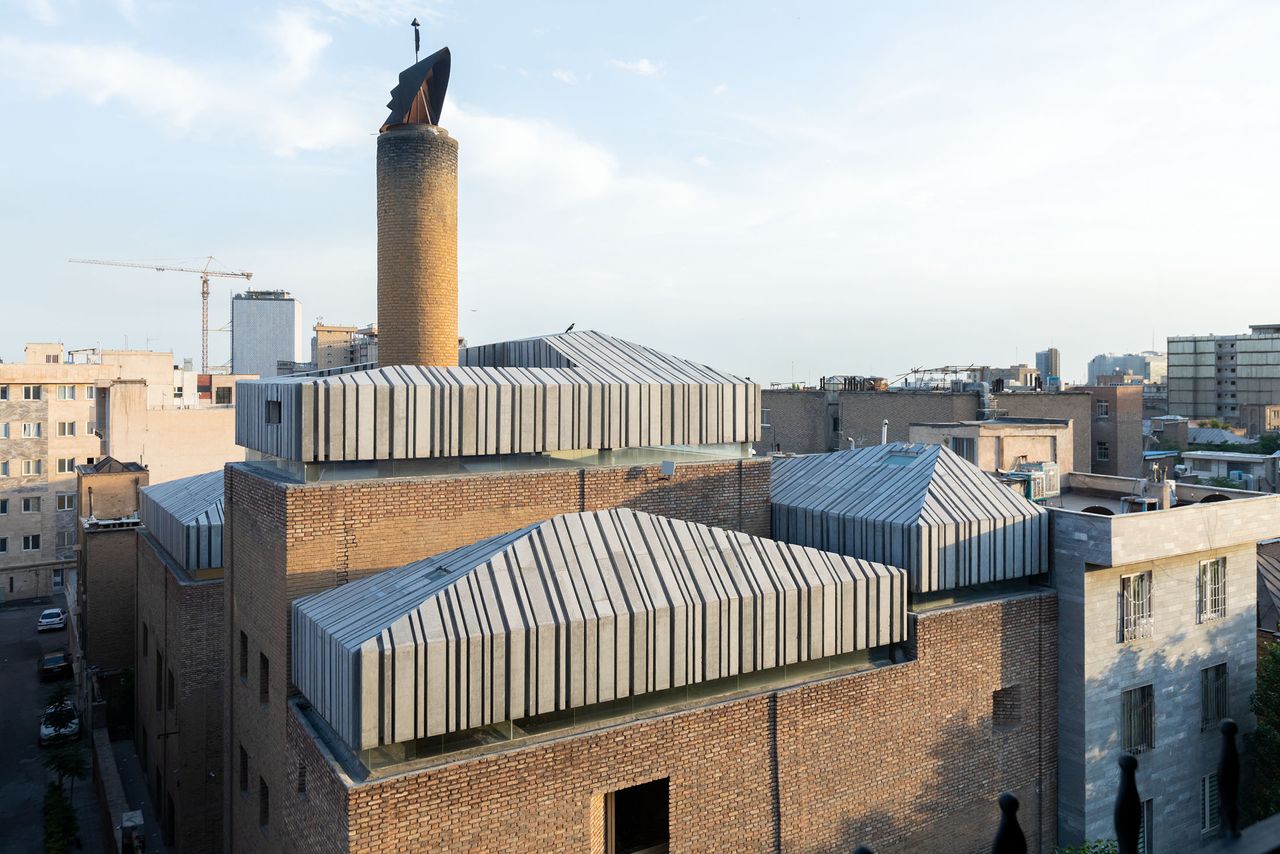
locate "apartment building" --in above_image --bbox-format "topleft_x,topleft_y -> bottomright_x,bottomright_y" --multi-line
1088,352 -> 1167,386
1052,475 -> 1276,850
230,290 -> 305,379
908,417 -> 1073,472
1080,384 -> 1144,478
1168,325 -> 1280,423
0,343 -> 251,600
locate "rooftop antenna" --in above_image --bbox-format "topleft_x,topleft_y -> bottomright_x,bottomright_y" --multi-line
411,18 -> 421,62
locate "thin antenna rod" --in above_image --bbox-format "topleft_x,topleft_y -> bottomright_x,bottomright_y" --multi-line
412,18 -> 421,62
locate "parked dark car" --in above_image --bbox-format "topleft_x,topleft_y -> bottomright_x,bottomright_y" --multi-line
38,649 -> 72,681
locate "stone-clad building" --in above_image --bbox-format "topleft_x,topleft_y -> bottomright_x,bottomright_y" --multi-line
1051,474 -> 1275,849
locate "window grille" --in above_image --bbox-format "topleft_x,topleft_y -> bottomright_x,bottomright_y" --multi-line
1122,684 -> 1154,754
1200,663 -> 1229,730
1198,558 -> 1227,623
1201,773 -> 1219,833
1119,573 -> 1153,642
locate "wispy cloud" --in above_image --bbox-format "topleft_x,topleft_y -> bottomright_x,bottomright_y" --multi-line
551,68 -> 576,85
710,83 -> 727,96
20,0 -> 59,25
316,0 -> 447,25
611,58 -> 659,76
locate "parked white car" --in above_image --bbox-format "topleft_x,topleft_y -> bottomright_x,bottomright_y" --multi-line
36,608 -> 67,632
39,699 -> 80,747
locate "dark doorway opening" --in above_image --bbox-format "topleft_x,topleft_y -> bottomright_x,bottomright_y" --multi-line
607,778 -> 670,854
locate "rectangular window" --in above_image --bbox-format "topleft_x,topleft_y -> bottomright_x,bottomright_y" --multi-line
259,653 -> 270,703
1201,773 -> 1220,833
22,534 -> 40,551
0,499 -> 7,514
56,531 -> 74,548
1201,663 -> 1230,730
605,778 -> 669,854
1097,441 -> 1111,462
1138,798 -> 1153,854
1,423 -> 8,439
0,462 -> 7,477
0,538 -> 7,553
1120,572 -> 1153,642
22,497 -> 41,513
57,458 -> 75,473
1198,558 -> 1227,623
56,493 -> 74,512
1122,684 -> 1155,754
167,669 -> 175,711
174,386 -> 184,399
216,387 -> 233,405
259,778 -> 270,828
22,385 -> 41,400
1097,400 -> 1110,418
239,631 -> 248,679
45,354 -> 58,364
52,569 -> 63,590
21,422 -> 41,438
56,421 -> 76,437
87,421 -> 96,436
84,457 -> 95,466
264,400 -> 281,424
952,436 -> 977,463
56,385 -> 75,400
22,459 -> 41,476
0,385 -> 7,400
84,386 -> 95,400
240,746 -> 249,793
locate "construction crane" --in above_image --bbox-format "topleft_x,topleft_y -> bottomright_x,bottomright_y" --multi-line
69,256 -> 253,373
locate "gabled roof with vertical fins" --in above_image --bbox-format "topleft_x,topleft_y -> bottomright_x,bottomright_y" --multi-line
291,508 -> 907,752
382,46 -> 451,131
771,443 -> 1049,592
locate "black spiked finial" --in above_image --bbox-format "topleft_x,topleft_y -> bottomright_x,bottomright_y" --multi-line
1218,719 -> 1241,838
1114,754 -> 1141,854
411,18 -> 421,62
992,792 -> 1027,854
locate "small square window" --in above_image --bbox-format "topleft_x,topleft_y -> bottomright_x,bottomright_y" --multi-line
992,685 -> 1022,732
56,494 -> 75,512
22,497 -> 41,513
605,779 -> 669,854
57,458 -> 76,474
22,534 -> 41,551
265,401 -> 282,424
216,387 -> 233,405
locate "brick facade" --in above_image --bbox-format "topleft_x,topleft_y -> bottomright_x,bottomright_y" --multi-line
282,591 -> 1057,853
136,532 -> 225,853
77,525 -> 138,670
225,457 -> 772,853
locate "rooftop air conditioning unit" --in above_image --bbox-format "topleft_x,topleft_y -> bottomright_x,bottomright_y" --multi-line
1001,471 -> 1046,502
1120,496 -> 1159,513
1229,469 -> 1247,482
1015,461 -> 1061,498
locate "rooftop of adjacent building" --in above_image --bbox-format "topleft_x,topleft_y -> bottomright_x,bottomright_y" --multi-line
233,289 -> 294,301
910,416 -> 1071,430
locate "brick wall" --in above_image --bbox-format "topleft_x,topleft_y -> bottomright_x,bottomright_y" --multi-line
136,533 -> 224,853
757,390 -> 835,455
79,526 -> 137,670
226,457 -> 771,853
282,591 -> 1057,853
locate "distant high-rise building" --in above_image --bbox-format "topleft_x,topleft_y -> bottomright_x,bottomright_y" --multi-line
1086,351 -> 1166,385
1168,325 -> 1280,421
1036,347 -> 1060,380
231,290 -> 305,378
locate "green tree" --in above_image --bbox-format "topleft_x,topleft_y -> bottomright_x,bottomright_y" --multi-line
43,783 -> 78,854
1245,643 -> 1280,819
43,746 -> 87,799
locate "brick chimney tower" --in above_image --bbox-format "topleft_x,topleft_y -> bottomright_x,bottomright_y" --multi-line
377,47 -> 458,368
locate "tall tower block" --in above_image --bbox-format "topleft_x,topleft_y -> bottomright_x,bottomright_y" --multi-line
376,47 -> 458,368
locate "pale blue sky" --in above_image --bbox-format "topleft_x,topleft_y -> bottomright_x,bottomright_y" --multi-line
2,1 -> 1278,383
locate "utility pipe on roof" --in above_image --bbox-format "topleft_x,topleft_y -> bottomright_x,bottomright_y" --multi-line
881,419 -> 889,445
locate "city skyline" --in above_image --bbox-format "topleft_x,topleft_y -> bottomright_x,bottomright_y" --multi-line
2,1 -> 1279,383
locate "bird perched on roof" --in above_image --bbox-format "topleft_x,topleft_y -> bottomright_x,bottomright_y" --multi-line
564,323 -> 575,333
